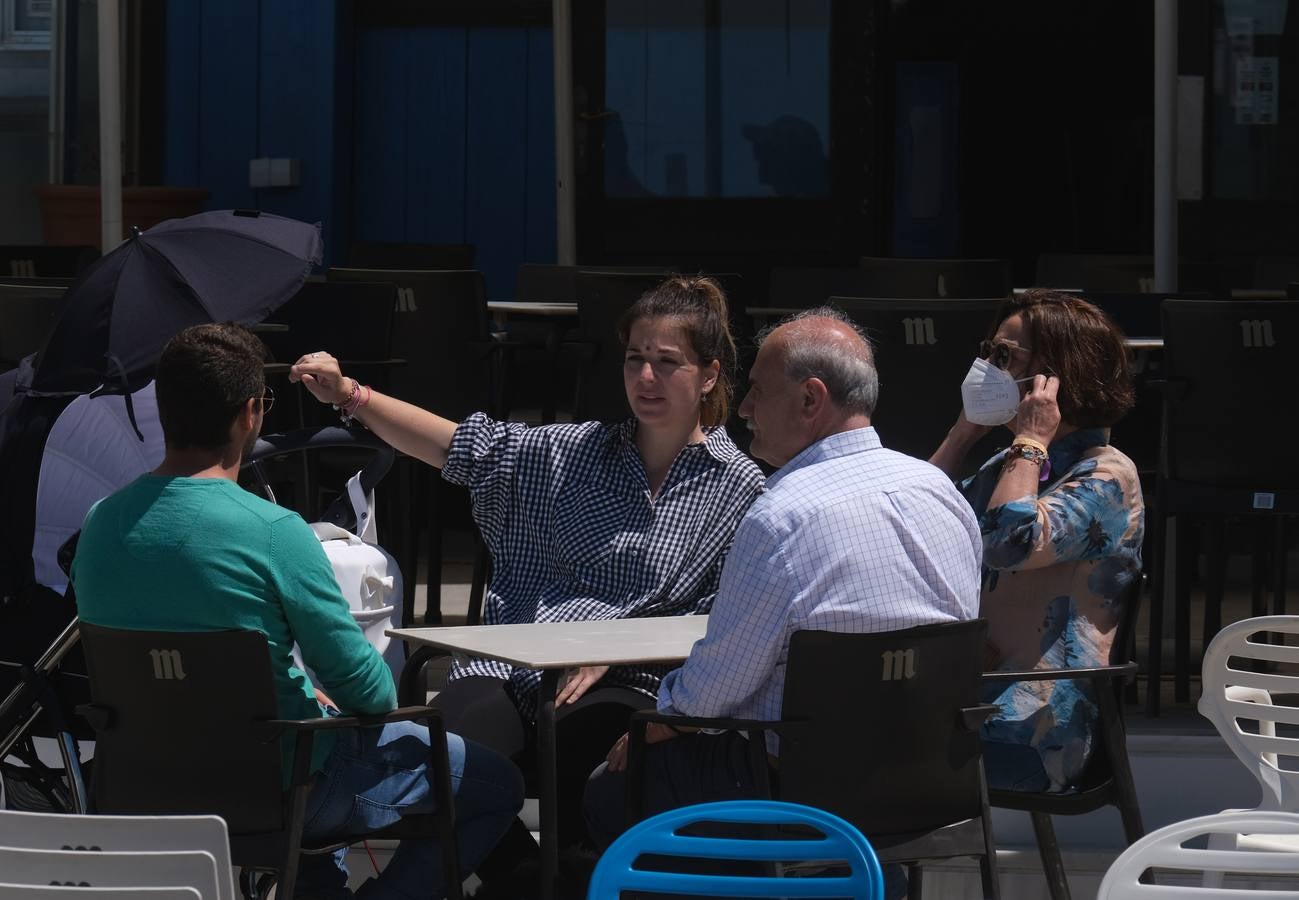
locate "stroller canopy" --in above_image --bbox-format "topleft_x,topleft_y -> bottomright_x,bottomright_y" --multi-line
34,383 -> 164,594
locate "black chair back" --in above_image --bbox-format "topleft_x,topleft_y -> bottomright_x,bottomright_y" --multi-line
832,297 -> 1004,462
0,285 -> 68,370
768,267 -> 879,309
518,263 -> 576,301
262,280 -> 396,372
1253,257 -> 1299,291
0,246 -> 98,279
779,620 -> 989,837
1161,300 -> 1299,487
328,268 -> 492,419
1035,254 -> 1153,292
1083,291 -> 1208,338
859,257 -> 1012,299
572,270 -> 671,423
348,241 -> 474,271
79,624 -> 286,834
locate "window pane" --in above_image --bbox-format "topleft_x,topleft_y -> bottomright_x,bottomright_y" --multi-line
17,0 -> 53,33
604,0 -> 831,198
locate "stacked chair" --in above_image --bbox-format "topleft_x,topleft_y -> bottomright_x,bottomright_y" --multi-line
0,808 -> 234,900
1095,614 -> 1299,896
1096,811 -> 1299,898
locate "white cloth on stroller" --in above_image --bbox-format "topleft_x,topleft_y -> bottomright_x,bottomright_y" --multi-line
298,471 -> 406,684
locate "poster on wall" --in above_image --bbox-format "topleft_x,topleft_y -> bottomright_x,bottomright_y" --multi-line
1234,55 -> 1279,125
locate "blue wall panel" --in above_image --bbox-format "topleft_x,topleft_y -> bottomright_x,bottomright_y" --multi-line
257,0 -> 339,253
353,27 -> 410,244
523,28 -> 556,267
465,29 -> 529,297
404,28 -> 469,247
162,0 -> 200,187
195,0 -> 258,211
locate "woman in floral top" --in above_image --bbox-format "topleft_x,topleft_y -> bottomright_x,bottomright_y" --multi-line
930,289 -> 1143,792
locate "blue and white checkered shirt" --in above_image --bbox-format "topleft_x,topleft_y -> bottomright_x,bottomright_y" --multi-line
442,413 -> 766,720
658,427 -> 983,753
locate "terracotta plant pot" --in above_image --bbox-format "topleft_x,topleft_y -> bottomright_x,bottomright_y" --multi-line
35,185 -> 210,249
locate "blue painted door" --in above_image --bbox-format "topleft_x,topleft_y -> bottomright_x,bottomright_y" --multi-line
352,25 -> 557,296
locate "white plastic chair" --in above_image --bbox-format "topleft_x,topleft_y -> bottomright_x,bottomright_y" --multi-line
0,887 -> 200,900
1096,811 -> 1299,898
0,847 -> 220,900
0,809 -> 233,900
1197,615 -> 1299,874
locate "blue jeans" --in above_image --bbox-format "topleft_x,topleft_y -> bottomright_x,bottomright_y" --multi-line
297,721 -> 525,900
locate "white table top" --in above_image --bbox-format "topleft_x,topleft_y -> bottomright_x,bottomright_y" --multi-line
389,616 -> 708,670
486,301 -> 578,316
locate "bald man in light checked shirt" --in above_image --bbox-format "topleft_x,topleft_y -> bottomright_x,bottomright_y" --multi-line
583,309 -> 982,876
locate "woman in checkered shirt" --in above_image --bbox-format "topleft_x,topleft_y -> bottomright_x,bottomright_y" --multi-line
291,275 -> 765,862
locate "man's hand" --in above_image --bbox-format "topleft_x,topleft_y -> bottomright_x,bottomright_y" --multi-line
555,665 -> 610,706
605,723 -> 684,772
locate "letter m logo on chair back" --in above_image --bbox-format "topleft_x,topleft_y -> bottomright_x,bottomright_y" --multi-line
149,648 -> 186,681
881,648 -> 916,681
902,317 -> 937,346
1240,319 -> 1275,348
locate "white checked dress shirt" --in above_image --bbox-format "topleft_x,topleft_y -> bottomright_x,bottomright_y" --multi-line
658,427 -> 983,752
442,413 -> 765,720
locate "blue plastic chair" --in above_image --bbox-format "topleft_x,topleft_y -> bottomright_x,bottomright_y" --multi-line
586,799 -> 885,899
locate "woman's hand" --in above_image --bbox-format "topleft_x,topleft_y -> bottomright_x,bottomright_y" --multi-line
1015,374 -> 1062,446
929,410 -> 992,477
950,409 -> 993,445
605,723 -> 682,772
288,351 -> 352,406
555,665 -> 610,706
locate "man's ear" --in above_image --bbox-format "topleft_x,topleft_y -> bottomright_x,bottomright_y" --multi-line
801,376 -> 829,417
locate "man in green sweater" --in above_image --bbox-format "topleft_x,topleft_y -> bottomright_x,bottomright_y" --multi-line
72,324 -> 523,900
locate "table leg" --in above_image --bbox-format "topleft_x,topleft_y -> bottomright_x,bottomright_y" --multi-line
542,323 -> 562,425
537,668 -> 561,900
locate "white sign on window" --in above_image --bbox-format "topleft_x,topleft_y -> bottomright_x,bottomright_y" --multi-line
1235,56 -> 1279,125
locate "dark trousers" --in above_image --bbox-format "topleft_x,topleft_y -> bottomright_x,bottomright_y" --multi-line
432,675 -> 652,852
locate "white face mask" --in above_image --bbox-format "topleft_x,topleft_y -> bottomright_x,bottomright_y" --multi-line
961,357 -> 1034,426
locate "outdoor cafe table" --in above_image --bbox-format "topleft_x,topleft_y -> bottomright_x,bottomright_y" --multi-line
485,301 -> 580,424
389,615 -> 708,897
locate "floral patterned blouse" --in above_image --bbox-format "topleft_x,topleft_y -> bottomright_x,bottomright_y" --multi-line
958,428 -> 1144,791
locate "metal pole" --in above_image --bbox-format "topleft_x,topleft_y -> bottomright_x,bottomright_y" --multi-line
552,0 -> 577,265
46,0 -> 64,183
98,0 -> 123,252
1154,0 -> 1178,293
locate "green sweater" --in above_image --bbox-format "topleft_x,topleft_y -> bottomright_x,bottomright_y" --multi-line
71,475 -> 397,778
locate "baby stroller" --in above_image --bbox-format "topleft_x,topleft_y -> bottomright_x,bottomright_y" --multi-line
0,424 -> 409,813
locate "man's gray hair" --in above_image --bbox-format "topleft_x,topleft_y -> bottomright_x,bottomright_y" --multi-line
755,306 -> 879,416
